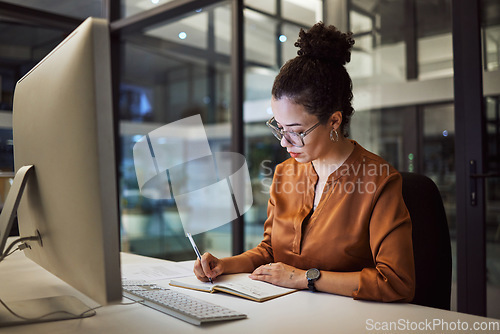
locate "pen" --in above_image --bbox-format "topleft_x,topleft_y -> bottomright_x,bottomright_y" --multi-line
187,232 -> 213,284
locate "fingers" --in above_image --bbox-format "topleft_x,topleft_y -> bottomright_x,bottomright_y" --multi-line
249,262 -> 303,289
249,266 -> 274,283
252,262 -> 278,274
200,253 -> 216,279
249,262 -> 288,285
193,259 -> 210,282
253,264 -> 272,275
249,273 -> 272,283
248,263 -> 273,280
193,252 -> 223,282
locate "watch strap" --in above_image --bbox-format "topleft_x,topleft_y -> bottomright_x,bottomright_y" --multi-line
307,279 -> 317,292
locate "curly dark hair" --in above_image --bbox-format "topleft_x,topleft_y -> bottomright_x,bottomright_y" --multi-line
272,22 -> 355,137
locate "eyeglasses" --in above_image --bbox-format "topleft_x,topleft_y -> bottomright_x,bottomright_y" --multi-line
265,116 -> 321,147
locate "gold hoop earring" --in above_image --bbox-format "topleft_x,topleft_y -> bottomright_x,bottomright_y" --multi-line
330,129 -> 339,142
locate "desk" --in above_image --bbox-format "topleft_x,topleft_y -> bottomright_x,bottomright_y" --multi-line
1,250 -> 499,334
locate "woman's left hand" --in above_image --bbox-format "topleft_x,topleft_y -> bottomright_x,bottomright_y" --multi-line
249,262 -> 307,289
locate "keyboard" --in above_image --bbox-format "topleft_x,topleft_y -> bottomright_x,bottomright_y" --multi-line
122,280 -> 247,326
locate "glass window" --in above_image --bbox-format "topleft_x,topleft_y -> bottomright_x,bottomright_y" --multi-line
119,2 -> 233,260
0,127 -> 13,172
122,0 -> 176,18
0,20 -> 68,182
350,10 -> 372,33
146,12 -> 209,50
243,123 -> 287,249
348,34 -> 375,80
417,33 -> 453,80
482,0 -> 500,318
422,103 -> 455,230
215,6 -> 231,56
243,9 -> 278,251
282,0 -> 322,27
484,26 -> 500,72
351,104 -> 456,212
244,0 -> 276,15
485,96 -> 500,319
281,23 -> 301,63
350,108 -> 406,172
416,0 -> 453,80
422,103 -> 456,308
348,0 -> 406,84
2,0 -> 103,18
482,0 -> 500,71
244,9 -> 277,68
0,21 -> 68,111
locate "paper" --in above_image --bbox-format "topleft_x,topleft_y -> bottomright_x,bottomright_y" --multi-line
122,261 -> 194,282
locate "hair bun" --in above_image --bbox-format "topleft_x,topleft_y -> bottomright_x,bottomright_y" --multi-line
295,22 -> 355,65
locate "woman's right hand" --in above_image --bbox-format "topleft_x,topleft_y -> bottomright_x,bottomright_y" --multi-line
193,252 -> 224,282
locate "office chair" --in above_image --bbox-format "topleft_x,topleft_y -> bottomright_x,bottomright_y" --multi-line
400,172 -> 452,310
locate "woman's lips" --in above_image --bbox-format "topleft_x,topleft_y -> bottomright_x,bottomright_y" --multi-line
289,152 -> 301,158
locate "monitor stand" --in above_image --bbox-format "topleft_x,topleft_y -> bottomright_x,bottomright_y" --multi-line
0,165 -> 35,255
0,165 -> 96,327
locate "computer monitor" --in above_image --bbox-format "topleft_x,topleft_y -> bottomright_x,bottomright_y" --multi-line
0,17 -> 121,325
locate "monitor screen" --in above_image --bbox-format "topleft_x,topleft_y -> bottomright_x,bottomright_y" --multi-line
9,17 -> 121,309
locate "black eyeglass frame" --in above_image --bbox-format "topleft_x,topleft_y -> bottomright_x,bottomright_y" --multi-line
265,116 -> 322,148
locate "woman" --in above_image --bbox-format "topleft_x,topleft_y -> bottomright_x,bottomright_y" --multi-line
194,22 -> 415,302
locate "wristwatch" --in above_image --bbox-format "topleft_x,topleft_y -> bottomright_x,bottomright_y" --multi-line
306,268 -> 321,292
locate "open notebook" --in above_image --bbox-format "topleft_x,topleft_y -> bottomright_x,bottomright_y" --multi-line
169,273 -> 297,302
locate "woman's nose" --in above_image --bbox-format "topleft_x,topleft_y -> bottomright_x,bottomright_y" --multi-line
280,135 -> 292,148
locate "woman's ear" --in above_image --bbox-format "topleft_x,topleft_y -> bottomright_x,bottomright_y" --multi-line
330,111 -> 343,130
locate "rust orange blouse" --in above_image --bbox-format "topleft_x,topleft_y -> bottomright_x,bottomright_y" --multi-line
235,141 -> 415,302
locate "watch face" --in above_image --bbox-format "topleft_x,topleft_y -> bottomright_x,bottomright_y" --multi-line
306,268 -> 320,280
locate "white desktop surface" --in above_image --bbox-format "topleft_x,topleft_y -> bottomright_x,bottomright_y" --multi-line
1,246 -> 499,334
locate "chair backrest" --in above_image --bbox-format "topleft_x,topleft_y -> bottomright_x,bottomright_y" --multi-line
400,172 -> 452,310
